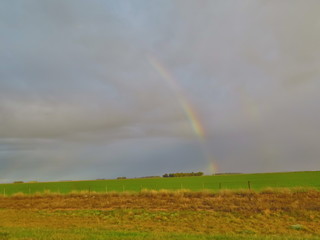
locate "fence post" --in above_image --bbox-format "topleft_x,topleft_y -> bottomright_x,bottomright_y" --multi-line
248,181 -> 251,190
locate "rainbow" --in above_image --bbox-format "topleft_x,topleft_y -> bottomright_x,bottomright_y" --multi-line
147,55 -> 217,174
148,55 -> 205,139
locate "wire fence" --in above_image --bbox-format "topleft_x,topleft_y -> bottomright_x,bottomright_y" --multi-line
1,179 -> 318,196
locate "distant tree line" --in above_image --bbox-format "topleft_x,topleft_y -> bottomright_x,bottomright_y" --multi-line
13,181 -> 24,184
117,177 -> 127,180
137,176 -> 161,179
214,173 -> 242,175
162,172 -> 204,178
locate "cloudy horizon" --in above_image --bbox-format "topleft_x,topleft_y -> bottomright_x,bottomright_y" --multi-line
1,0 -> 320,182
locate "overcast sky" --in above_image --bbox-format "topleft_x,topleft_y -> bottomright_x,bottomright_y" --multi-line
1,0 -> 320,182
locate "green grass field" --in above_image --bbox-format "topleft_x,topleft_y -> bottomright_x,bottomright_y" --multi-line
1,171 -> 319,196
0,228 -> 319,240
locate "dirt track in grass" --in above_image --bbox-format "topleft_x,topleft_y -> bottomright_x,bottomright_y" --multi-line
1,190 -> 320,212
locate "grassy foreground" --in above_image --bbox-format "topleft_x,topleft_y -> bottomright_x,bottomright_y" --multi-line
1,171 -> 320,195
0,189 -> 319,239
0,228 -> 318,240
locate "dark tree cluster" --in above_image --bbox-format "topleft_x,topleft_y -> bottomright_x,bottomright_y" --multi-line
116,177 -> 127,180
137,176 -> 161,179
162,172 -> 204,178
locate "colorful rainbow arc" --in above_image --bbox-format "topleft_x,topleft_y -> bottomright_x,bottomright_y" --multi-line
147,55 -> 205,140
147,55 -> 217,174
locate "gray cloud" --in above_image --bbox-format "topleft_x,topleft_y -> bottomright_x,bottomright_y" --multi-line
1,0 -> 320,181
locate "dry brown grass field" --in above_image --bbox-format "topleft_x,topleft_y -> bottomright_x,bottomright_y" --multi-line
0,189 -> 319,239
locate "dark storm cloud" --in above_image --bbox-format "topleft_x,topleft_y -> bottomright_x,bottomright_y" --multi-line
1,0 -> 320,181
